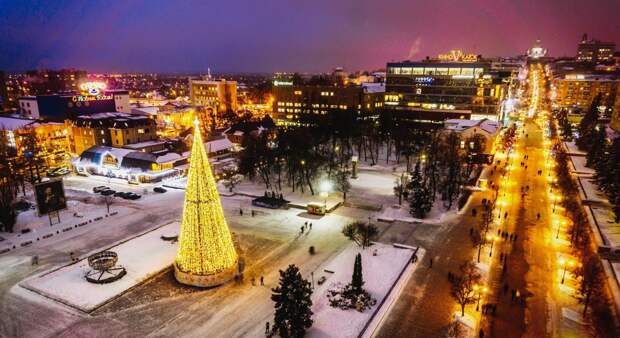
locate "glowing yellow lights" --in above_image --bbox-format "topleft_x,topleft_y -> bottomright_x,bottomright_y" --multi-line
79,81 -> 107,95
175,122 -> 238,278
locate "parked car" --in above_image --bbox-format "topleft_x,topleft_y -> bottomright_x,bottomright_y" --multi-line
114,191 -> 127,198
47,167 -> 70,177
93,186 -> 109,193
101,189 -> 116,196
153,187 -> 167,193
123,192 -> 141,200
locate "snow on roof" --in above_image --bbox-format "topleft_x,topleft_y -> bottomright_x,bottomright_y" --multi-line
205,137 -> 233,153
155,152 -> 182,163
123,139 -> 167,149
131,107 -> 159,115
479,119 -> 501,134
444,118 -> 501,134
0,116 -> 36,131
362,82 -> 386,93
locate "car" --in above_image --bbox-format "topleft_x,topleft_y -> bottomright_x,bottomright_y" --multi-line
100,189 -> 116,196
153,187 -> 167,193
317,276 -> 327,285
123,192 -> 141,200
93,186 -> 109,193
114,191 -> 127,197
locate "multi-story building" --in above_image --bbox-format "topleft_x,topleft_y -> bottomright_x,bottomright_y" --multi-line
24,69 -> 87,95
384,51 -> 513,127
0,116 -> 72,169
70,112 -> 158,155
272,81 -> 384,127
189,78 -> 238,113
577,34 -> 616,64
18,81 -> 129,120
551,73 -> 619,115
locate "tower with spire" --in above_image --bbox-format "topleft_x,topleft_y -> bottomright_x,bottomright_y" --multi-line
174,120 -> 239,287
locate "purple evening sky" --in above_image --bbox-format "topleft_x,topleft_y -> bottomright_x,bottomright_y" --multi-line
0,0 -> 619,73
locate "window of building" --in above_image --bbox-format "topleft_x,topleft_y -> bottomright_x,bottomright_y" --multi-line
423,68 -> 436,75
412,67 -> 424,75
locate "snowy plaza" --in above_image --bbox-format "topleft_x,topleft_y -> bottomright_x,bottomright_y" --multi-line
0,148 -> 444,338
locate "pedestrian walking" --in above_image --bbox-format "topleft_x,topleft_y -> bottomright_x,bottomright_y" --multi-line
260,276 -> 264,285
429,258 -> 433,268
497,229 -> 501,235
504,211 -> 508,219
499,253 -> 504,262
265,321 -> 270,335
300,226 -> 305,234
470,227 -> 474,236
513,234 -> 518,242
503,283 -> 509,294
305,221 -> 308,226
479,329 -> 484,338
537,212 -> 540,220
240,208 -> 243,216
309,223 -> 312,230
251,277 -> 256,286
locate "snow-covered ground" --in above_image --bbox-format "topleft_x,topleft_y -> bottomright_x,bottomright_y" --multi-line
563,141 -> 586,156
569,156 -> 595,176
308,243 -> 417,338
21,222 -> 179,313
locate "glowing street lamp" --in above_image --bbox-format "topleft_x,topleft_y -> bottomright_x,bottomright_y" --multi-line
473,284 -> 488,311
559,257 -> 575,284
486,234 -> 499,257
319,180 -> 332,208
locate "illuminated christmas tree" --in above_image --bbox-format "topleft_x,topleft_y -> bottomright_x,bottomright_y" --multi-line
174,120 -> 239,287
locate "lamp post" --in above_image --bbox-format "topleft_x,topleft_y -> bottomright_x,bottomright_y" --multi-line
474,285 -> 488,311
555,219 -> 565,239
559,258 -> 574,284
487,234 -> 498,257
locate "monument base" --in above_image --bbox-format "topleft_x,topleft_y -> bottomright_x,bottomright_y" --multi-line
174,261 -> 238,288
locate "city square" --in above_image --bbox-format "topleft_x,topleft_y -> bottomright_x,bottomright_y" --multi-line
1,1 -> 620,337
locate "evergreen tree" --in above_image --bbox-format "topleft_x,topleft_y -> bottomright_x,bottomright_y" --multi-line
586,125 -> 607,167
351,253 -> 364,293
272,265 -> 314,338
407,162 -> 433,218
596,138 -> 620,194
576,94 -> 602,151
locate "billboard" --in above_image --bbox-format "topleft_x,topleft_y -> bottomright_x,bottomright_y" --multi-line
34,179 -> 67,215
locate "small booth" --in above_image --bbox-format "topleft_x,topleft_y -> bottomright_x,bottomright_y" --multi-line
307,202 -> 326,215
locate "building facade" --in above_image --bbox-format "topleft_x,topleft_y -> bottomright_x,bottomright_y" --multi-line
577,34 -> 616,64
18,86 -> 130,120
272,82 -> 383,126
70,112 -> 158,155
551,73 -> 619,114
189,78 -> 238,113
384,54 -> 512,127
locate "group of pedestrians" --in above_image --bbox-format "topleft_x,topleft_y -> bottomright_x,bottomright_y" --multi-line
300,221 -> 312,234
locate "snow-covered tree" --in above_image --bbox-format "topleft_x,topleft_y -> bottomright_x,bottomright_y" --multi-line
271,265 -> 313,337
407,163 -> 433,218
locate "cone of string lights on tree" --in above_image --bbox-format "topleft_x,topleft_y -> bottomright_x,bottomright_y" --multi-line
174,119 -> 239,287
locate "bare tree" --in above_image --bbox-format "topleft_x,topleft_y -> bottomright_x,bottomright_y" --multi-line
577,255 -> 604,316
449,261 -> 482,316
342,221 -> 378,248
